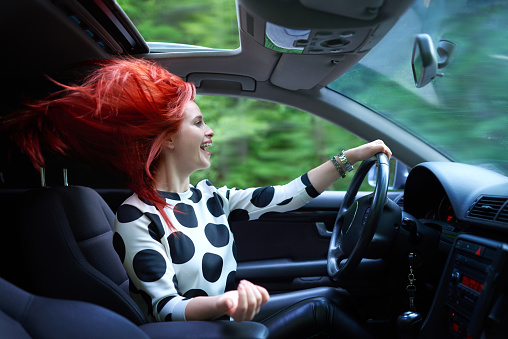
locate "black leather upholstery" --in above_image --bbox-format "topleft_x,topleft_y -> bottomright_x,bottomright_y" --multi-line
19,185 -> 268,339
255,287 -> 374,339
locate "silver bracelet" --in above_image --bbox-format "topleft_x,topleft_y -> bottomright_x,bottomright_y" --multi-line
338,151 -> 354,172
331,156 -> 346,178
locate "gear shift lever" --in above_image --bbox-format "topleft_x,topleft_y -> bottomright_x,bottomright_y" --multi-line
397,311 -> 422,339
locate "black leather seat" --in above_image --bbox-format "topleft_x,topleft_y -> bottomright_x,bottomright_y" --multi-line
19,185 -> 268,339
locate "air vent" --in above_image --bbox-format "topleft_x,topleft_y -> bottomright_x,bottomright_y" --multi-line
498,205 -> 508,223
467,196 -> 507,221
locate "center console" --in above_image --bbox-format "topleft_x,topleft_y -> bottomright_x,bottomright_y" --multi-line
419,234 -> 508,338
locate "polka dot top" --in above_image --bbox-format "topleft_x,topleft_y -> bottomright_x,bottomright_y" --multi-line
113,173 -> 319,322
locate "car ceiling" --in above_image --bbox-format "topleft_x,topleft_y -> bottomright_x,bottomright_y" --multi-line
2,0 -> 412,95
1,0 -> 448,168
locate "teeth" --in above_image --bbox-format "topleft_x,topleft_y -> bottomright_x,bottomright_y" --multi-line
201,143 -> 212,148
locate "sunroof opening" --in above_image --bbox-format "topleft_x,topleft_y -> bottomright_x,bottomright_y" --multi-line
118,0 -> 239,50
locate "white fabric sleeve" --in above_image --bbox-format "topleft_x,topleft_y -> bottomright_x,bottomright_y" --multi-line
222,173 -> 319,221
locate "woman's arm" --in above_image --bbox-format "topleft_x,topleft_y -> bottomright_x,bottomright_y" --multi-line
307,140 -> 392,193
185,280 -> 270,321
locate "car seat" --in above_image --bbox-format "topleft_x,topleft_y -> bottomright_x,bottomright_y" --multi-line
0,277 -> 150,339
19,184 -> 268,339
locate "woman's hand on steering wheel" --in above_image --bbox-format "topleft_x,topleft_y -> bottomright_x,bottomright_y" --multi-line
343,140 -> 392,166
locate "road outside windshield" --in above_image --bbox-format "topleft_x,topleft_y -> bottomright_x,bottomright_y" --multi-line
329,0 -> 508,174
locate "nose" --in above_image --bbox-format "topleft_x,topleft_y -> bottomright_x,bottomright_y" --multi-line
205,124 -> 214,138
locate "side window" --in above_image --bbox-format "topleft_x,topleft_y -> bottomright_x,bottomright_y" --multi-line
192,96 -> 371,191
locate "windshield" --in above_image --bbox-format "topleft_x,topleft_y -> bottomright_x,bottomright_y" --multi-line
328,0 -> 508,174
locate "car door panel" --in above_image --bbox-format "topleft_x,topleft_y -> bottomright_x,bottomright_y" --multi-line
232,190 -> 401,293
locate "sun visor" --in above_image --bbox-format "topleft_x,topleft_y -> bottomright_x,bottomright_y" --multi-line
238,0 -> 413,90
238,0 -> 412,56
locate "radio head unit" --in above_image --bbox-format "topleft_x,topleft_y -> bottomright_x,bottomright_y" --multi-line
420,234 -> 508,338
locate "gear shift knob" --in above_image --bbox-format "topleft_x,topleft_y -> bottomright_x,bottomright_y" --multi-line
397,311 -> 422,339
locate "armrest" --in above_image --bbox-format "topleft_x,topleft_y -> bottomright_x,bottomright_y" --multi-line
139,320 -> 269,339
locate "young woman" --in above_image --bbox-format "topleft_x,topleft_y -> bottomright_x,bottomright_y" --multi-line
6,58 -> 391,338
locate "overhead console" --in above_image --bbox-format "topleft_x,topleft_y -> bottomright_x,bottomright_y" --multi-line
236,0 -> 413,90
420,235 -> 508,338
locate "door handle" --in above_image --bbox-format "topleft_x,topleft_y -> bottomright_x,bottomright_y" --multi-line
315,222 -> 332,238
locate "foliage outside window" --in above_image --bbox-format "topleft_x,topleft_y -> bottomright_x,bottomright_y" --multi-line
119,0 -> 239,49
192,96 -> 367,191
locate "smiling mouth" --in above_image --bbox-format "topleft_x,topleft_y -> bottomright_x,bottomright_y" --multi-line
200,142 -> 212,154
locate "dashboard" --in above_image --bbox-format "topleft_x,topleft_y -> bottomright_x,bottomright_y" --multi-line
403,162 -> 508,235
401,162 -> 508,338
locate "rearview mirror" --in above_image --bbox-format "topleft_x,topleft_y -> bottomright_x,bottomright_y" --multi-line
412,34 -> 437,88
412,34 -> 455,88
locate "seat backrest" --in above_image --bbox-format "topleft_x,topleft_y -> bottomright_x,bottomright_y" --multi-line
20,186 -> 148,325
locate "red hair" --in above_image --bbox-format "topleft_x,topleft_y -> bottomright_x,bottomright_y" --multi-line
4,58 -> 196,229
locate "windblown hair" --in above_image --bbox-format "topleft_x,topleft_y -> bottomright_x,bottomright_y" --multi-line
4,58 -> 196,229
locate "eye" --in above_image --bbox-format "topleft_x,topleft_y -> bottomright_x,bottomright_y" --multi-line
195,119 -> 203,126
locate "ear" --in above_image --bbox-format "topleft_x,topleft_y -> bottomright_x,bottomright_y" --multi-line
163,136 -> 175,150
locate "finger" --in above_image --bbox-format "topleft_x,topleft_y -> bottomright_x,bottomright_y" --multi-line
241,280 -> 260,321
256,285 -> 270,305
371,140 -> 392,159
234,281 -> 248,321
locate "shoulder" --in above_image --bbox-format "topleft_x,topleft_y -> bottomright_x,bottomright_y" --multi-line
115,193 -> 164,233
114,194 -> 167,242
116,193 -> 155,219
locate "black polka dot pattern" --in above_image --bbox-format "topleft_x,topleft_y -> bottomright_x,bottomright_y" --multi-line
207,193 -> 225,217
157,296 -> 175,313
113,174 -> 317,322
278,197 -> 293,206
225,270 -> 237,292
189,187 -> 202,203
145,213 -> 165,242
202,253 -> 223,283
139,197 -> 155,206
205,223 -> 230,247
172,274 -> 179,292
117,204 -> 143,223
184,289 -> 208,298
251,186 -> 275,207
133,249 -> 167,282
112,232 -> 125,263
301,173 -> 320,198
167,231 -> 195,264
174,203 -> 198,228
160,191 -> 181,201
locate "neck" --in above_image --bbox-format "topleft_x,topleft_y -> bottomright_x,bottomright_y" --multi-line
154,154 -> 191,193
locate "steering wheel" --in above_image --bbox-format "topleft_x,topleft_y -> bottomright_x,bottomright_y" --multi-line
327,153 -> 390,281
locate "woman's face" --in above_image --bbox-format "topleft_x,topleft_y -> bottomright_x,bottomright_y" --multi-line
170,101 -> 214,173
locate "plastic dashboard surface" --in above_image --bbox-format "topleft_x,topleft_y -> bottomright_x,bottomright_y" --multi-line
403,162 -> 508,233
